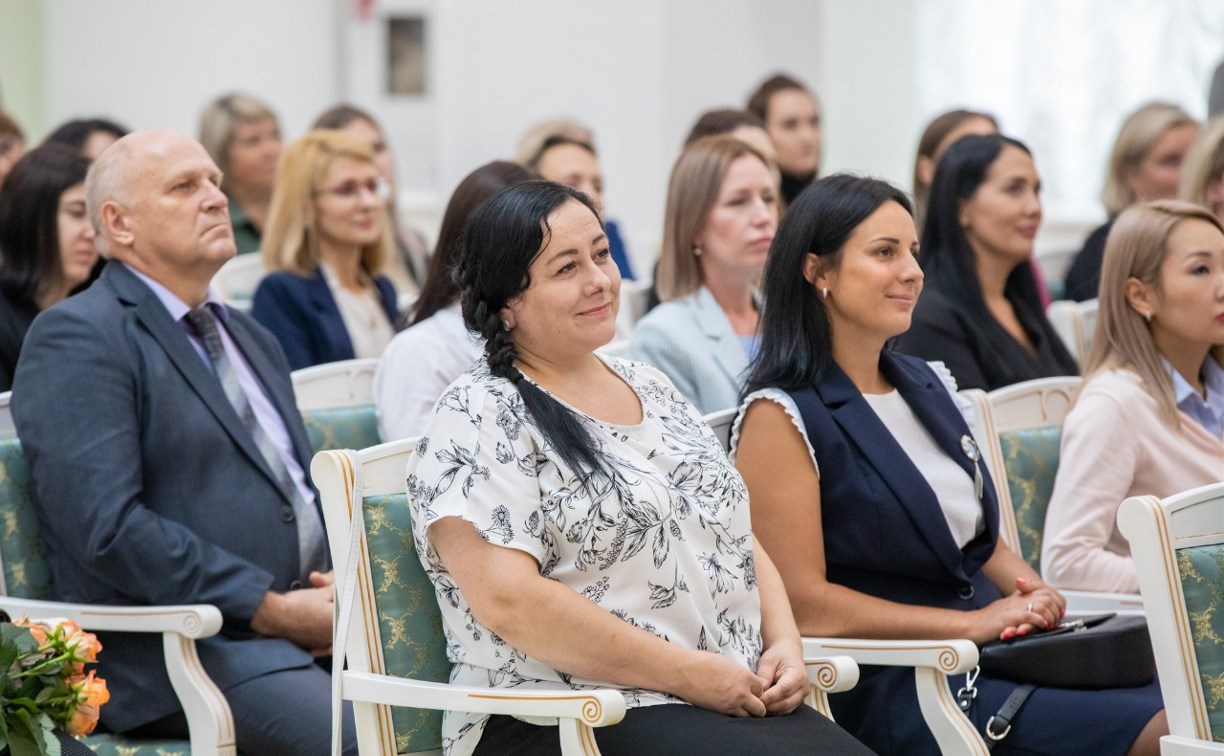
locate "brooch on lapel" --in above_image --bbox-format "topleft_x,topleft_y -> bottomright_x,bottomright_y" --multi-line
961,434 -> 984,500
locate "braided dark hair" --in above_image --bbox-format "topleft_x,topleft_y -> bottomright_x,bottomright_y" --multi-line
454,180 -> 610,480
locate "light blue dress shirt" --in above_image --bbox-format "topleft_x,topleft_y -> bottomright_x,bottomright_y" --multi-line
1163,356 -> 1224,439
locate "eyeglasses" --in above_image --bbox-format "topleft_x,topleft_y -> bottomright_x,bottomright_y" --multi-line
315,177 -> 390,201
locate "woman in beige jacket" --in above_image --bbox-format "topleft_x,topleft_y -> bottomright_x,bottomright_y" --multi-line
1042,200 -> 1224,593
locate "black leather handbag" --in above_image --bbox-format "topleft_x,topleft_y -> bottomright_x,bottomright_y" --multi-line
978,613 -> 1156,689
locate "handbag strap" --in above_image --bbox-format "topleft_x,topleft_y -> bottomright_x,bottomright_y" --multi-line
985,683 -> 1036,749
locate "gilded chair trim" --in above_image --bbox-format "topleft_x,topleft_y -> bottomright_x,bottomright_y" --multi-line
466,693 -> 609,724
814,643 -> 963,673
1149,496 -> 1212,740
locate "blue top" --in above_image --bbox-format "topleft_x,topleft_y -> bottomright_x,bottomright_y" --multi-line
1165,356 -> 1224,439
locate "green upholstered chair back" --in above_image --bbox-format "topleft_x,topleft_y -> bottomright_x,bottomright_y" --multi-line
1176,544 -> 1224,743
997,426 -> 1063,571
0,441 -> 196,753
361,491 -> 451,754
0,437 -> 52,601
303,405 -> 381,454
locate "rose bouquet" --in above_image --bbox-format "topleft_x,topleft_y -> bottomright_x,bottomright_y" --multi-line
0,617 -> 109,756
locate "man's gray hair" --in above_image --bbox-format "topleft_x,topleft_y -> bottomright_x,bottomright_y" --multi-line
83,138 -> 133,257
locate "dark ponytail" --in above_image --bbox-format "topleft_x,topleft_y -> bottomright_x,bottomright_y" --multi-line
455,180 -> 610,481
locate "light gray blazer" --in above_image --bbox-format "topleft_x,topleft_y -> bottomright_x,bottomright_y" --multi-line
630,286 -> 751,414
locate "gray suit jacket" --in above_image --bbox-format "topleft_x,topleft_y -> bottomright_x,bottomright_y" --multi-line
12,262 -> 320,733
630,286 -> 751,414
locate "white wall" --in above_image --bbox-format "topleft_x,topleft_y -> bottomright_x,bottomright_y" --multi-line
42,0 -> 340,142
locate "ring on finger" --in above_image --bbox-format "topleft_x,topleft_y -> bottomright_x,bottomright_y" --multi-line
1026,601 -> 1033,613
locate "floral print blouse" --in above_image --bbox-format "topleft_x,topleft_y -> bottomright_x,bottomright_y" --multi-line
405,356 -> 763,755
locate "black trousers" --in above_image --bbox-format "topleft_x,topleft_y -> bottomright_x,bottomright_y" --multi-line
474,703 -> 877,755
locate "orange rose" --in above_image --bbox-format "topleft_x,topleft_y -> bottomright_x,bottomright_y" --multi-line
12,615 -> 48,647
65,671 -> 109,736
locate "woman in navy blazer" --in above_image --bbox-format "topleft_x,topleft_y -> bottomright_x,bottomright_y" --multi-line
252,130 -> 398,370
734,175 -> 1165,755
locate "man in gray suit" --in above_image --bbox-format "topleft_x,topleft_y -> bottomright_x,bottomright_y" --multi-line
12,129 -> 356,755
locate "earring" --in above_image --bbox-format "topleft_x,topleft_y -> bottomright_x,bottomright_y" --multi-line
500,317 -> 511,331
1142,311 -> 1152,323
692,246 -> 702,257
821,288 -> 829,301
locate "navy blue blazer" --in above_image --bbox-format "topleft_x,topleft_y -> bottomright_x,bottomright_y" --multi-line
251,267 -> 398,370
12,262 -> 322,733
788,352 -> 1002,754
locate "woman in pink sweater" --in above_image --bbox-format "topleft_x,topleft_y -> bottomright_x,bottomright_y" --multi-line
1043,200 -> 1224,593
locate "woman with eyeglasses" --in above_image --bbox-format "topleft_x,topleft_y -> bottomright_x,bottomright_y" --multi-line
251,130 -> 399,370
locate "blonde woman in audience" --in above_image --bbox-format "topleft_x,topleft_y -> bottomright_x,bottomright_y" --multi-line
1180,114 -> 1224,221
251,130 -> 398,370
374,160 -> 534,441
746,73 -> 821,205
313,103 -> 432,298
1064,102 -> 1199,301
631,136 -> 778,414
198,92 -> 283,254
1043,201 -> 1224,593
735,174 -> 1166,755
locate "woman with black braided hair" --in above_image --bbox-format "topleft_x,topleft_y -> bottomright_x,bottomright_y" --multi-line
402,180 -> 871,756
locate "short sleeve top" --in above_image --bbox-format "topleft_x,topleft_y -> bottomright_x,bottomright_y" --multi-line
405,356 -> 763,755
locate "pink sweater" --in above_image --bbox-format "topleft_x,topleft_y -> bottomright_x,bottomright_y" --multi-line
1042,369 -> 1224,593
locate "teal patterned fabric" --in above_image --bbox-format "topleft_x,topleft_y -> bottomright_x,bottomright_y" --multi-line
998,427 -> 1062,571
0,437 -> 52,600
362,492 -> 450,754
303,405 -> 381,454
1176,544 -> 1224,742
0,440 -> 204,753
83,734 -> 191,754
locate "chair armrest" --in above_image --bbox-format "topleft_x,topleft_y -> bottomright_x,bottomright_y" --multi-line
0,596 -> 222,637
1158,734 -> 1223,754
804,654 -> 858,694
0,597 -> 235,756
803,637 -> 979,674
1063,590 -> 1145,616
342,671 -> 626,727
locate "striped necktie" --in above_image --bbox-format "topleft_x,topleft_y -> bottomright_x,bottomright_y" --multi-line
184,305 -> 328,579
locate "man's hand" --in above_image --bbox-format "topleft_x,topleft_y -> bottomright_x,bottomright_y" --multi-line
251,573 -> 335,652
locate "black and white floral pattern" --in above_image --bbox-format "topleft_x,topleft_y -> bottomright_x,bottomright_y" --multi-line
405,357 -> 762,756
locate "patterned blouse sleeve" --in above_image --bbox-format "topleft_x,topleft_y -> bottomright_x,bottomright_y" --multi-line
406,378 -> 551,567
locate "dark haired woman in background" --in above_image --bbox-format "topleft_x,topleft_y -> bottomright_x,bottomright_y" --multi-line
0,145 -> 97,390
896,134 -> 1077,390
746,73 -> 821,205
373,160 -> 534,440
403,180 -> 870,756
733,174 -> 1165,755
43,117 -> 129,160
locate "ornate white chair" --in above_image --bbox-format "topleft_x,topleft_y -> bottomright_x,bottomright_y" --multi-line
292,359 -> 382,453
312,439 -> 860,755
702,407 -> 738,452
1046,298 -> 1099,368
212,254 -> 266,310
0,391 -> 13,438
0,429 -> 235,755
1119,483 -> 1224,752
978,378 -> 1143,614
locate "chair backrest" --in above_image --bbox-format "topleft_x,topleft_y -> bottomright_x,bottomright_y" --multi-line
956,389 -> 1021,556
0,435 -> 53,600
293,359 -> 382,453
703,407 -> 737,452
984,377 -> 1082,570
1046,298 -> 1099,368
313,440 -> 450,755
614,278 -> 653,339
597,339 -> 632,361
212,254 -> 266,307
1119,483 -> 1224,744
0,392 -> 13,438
